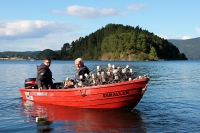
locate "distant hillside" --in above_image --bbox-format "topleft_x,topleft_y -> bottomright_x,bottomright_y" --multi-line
37,49 -> 58,59
168,37 -> 200,59
0,51 -> 40,59
0,49 -> 59,60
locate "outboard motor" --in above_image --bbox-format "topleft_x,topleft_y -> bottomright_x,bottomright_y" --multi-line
25,78 -> 36,88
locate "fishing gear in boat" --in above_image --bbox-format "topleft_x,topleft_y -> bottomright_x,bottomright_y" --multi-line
64,64 -> 145,88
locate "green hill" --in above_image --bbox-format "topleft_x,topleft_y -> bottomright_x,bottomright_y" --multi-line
168,37 -> 200,59
61,24 -> 187,60
37,49 -> 53,58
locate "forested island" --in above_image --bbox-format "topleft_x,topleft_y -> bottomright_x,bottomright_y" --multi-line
0,24 -> 187,61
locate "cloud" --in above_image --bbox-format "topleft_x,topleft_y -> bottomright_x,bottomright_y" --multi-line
0,20 -> 80,40
0,20 -> 82,51
52,5 -> 124,18
0,32 -> 83,51
182,36 -> 191,40
127,4 -> 148,10
195,27 -> 200,33
158,34 -> 180,39
158,34 -> 191,40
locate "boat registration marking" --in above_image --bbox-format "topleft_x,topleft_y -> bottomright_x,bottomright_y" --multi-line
103,90 -> 129,98
25,92 -> 34,100
32,92 -> 47,96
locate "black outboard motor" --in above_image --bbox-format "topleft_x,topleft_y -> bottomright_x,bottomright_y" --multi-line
25,78 -> 36,88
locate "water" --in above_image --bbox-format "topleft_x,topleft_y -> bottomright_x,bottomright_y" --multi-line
0,60 -> 200,133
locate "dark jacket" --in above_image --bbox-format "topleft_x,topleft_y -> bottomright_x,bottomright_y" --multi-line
36,63 -> 53,89
75,66 -> 90,81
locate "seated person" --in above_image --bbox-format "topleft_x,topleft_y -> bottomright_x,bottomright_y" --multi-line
64,58 -> 90,88
36,57 -> 54,90
74,58 -> 90,82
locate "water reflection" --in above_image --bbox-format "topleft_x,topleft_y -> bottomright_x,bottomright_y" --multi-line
21,100 -> 147,133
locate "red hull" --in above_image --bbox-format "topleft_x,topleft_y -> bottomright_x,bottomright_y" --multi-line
19,77 -> 149,109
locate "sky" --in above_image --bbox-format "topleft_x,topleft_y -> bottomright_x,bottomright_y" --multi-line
0,0 -> 200,52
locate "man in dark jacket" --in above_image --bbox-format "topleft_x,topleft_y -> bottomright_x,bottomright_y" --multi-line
74,58 -> 90,82
37,57 -> 53,90
64,58 -> 90,88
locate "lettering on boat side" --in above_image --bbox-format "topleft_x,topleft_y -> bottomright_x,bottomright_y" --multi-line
103,90 -> 129,98
32,92 -> 47,96
25,92 -> 34,100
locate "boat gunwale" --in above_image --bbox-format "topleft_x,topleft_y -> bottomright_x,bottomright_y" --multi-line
19,77 -> 149,92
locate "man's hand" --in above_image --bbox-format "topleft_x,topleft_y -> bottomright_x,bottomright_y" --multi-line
38,87 -> 42,91
65,80 -> 74,86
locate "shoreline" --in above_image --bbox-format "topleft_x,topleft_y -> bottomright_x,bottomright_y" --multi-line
0,57 -> 25,60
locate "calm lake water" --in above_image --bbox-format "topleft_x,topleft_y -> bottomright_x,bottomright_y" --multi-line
0,60 -> 200,133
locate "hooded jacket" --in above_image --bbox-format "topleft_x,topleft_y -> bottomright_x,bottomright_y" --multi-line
36,63 -> 53,89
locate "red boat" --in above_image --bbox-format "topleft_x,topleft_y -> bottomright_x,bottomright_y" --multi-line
19,77 -> 149,109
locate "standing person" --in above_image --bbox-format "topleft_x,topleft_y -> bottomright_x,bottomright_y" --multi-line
74,58 -> 90,81
36,57 -> 54,90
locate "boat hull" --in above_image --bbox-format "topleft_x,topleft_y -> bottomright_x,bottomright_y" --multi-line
19,77 -> 149,109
